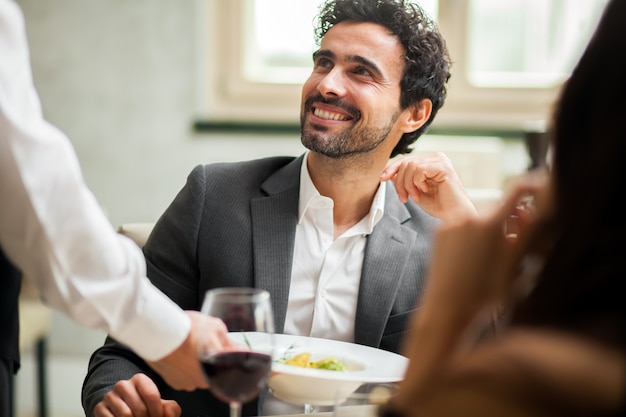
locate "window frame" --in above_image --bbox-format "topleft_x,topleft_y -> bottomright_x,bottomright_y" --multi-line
194,0 -> 593,133
195,0 -> 301,125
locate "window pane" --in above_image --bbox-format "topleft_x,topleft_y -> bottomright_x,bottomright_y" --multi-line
467,0 -> 608,88
244,0 -> 319,83
245,0 -> 439,84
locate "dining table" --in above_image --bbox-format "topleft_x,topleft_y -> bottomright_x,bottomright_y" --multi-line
263,403 -> 377,417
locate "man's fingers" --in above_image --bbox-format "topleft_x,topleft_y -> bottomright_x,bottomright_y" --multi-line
93,401 -> 116,417
97,383 -> 138,417
134,373 -> 166,416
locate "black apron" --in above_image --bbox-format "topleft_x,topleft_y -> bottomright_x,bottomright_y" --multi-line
0,247 -> 22,417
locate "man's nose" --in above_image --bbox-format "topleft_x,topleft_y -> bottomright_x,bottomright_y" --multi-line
317,68 -> 347,98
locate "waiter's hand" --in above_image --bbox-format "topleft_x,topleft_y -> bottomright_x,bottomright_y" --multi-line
147,311 -> 233,391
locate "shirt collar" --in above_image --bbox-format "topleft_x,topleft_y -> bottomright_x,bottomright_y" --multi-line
298,151 -> 386,233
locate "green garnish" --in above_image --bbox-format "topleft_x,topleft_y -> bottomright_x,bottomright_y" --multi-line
313,358 -> 347,371
275,341 -> 299,362
243,333 -> 252,349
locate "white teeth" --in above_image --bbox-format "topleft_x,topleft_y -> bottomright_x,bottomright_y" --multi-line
314,108 -> 348,121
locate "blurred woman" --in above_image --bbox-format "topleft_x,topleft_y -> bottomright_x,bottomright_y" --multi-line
385,0 -> 626,415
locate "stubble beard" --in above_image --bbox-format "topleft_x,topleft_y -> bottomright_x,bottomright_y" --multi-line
300,112 -> 399,160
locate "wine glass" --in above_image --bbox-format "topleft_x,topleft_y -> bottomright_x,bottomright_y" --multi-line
199,287 -> 275,417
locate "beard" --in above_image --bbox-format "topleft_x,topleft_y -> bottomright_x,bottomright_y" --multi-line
300,95 -> 399,159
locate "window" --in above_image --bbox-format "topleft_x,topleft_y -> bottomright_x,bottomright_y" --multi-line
466,0 -> 604,88
243,0 -> 438,85
196,0 -> 607,131
243,0 -> 320,84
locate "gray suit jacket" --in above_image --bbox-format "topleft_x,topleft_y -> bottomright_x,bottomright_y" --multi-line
82,155 -> 440,417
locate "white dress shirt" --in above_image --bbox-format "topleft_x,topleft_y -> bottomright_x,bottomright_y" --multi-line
284,152 -> 385,342
0,0 -> 189,361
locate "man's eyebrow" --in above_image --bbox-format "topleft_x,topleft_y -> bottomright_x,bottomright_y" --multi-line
312,49 -> 383,76
312,49 -> 335,61
349,55 -> 382,77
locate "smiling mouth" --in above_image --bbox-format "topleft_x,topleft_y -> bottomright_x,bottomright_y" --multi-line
312,107 -> 352,121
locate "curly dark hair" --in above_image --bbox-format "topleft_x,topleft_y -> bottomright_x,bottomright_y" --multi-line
314,0 -> 451,157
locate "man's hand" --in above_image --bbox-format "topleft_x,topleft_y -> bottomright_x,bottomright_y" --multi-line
381,152 -> 477,224
93,373 -> 180,417
146,311 -> 234,391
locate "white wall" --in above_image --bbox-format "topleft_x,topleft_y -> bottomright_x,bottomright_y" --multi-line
13,1 -> 528,416
17,0 -> 306,350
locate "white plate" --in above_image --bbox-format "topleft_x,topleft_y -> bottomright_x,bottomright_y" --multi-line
229,333 -> 408,406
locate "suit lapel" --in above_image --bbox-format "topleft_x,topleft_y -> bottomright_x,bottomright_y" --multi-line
250,158 -> 419,341
354,185 -> 417,347
251,155 -> 304,333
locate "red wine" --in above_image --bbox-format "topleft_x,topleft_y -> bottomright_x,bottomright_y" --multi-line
202,351 -> 272,404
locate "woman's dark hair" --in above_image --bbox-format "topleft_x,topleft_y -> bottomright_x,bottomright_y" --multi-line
314,0 -> 451,157
512,0 -> 626,348
550,0 -> 626,236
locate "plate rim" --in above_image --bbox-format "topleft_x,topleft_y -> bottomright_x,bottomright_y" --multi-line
230,332 -> 408,383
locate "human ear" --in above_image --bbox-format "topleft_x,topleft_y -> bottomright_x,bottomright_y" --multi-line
402,99 -> 432,133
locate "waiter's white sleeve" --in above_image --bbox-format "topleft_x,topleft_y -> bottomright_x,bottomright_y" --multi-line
0,0 -> 190,361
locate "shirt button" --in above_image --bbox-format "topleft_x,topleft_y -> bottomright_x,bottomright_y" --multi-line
320,289 -> 328,298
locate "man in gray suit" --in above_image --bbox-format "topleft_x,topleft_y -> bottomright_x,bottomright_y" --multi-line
82,1 -> 477,416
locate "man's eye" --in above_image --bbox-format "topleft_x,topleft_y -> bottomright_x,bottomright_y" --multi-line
354,67 -> 372,76
315,57 -> 333,68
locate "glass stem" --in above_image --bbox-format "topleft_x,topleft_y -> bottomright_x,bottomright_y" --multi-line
230,402 -> 241,417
